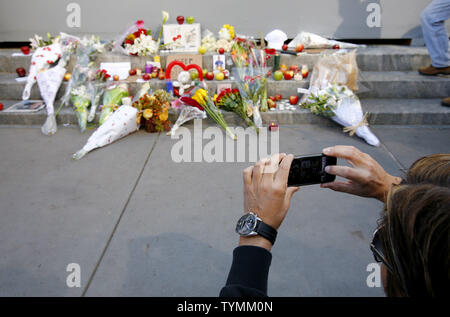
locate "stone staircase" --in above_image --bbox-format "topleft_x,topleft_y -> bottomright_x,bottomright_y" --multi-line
0,45 -> 449,126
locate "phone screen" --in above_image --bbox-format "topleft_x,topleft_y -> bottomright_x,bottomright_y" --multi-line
287,154 -> 337,186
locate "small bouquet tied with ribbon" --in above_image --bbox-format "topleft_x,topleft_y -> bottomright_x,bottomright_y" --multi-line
300,83 -> 380,146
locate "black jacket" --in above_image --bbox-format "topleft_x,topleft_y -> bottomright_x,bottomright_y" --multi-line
219,245 -> 272,297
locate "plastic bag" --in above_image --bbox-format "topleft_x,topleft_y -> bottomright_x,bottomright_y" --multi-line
87,81 -> 107,122
168,102 -> 207,136
73,105 -> 139,160
288,31 -> 360,49
300,50 -> 360,104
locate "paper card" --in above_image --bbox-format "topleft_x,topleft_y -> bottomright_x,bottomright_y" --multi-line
163,23 -> 201,52
213,55 -> 226,72
217,83 -> 232,94
165,54 -> 203,80
15,76 -> 28,82
100,62 -> 131,80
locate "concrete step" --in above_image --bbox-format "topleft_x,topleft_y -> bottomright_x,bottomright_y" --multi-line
0,45 -> 432,74
1,99 -> 448,126
1,71 -> 449,101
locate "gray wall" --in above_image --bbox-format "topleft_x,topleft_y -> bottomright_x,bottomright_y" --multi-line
0,0 -> 448,42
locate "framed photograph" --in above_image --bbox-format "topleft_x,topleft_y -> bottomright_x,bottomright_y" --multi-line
4,100 -> 45,112
212,54 -> 226,72
163,23 -> 201,52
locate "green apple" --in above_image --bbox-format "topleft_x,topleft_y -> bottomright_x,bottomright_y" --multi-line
273,70 -> 284,81
186,16 -> 195,24
190,70 -> 199,80
202,69 -> 208,77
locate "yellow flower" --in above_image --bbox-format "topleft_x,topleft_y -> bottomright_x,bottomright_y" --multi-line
223,24 -> 235,39
159,108 -> 169,122
213,94 -> 218,102
192,89 -> 207,105
143,109 -> 153,119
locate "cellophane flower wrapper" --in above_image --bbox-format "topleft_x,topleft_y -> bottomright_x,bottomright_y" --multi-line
60,36 -> 104,111
71,85 -> 91,132
87,81 -> 107,122
73,105 -> 139,160
288,31 -> 361,49
302,84 -> 380,147
38,33 -> 80,135
99,83 -> 130,125
168,102 -> 206,136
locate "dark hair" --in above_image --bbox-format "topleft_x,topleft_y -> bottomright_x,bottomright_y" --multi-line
380,184 -> 450,297
407,154 -> 450,187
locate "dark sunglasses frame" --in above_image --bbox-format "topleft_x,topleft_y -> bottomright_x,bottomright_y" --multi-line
370,226 -> 394,273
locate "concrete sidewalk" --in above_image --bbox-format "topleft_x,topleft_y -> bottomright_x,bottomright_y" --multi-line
0,124 -> 449,297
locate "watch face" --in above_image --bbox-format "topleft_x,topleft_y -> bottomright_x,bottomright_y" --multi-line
236,213 -> 257,236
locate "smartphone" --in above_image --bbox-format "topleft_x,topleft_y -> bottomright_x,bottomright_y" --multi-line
287,154 -> 337,186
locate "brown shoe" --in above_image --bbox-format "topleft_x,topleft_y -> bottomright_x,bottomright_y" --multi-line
418,65 -> 450,76
442,97 -> 450,107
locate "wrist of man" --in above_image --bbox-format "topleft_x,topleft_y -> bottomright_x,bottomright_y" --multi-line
239,236 -> 273,251
378,174 -> 403,203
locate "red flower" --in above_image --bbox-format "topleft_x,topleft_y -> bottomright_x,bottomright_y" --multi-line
125,39 -> 134,45
265,48 -> 276,55
180,96 -> 204,111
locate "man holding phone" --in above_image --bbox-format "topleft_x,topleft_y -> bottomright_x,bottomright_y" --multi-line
220,146 -> 402,297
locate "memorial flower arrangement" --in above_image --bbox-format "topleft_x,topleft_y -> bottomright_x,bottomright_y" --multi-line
301,83 -> 380,146
116,11 -> 169,56
214,88 -> 258,132
87,69 -> 110,122
29,33 -> 60,49
200,24 -> 236,53
71,85 -> 91,132
99,83 -> 130,125
189,88 -> 237,140
132,89 -> 172,133
231,39 -> 269,128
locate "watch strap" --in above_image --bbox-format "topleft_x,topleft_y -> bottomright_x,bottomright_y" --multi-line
255,220 -> 277,245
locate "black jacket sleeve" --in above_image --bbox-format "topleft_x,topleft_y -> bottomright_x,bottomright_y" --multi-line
219,245 -> 272,297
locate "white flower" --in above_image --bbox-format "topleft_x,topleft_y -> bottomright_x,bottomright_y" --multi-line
218,27 -> 231,40
162,11 -> 169,24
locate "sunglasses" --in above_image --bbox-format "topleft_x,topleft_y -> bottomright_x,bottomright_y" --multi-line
370,226 -> 394,273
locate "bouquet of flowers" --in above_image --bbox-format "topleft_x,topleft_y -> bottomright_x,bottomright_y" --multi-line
114,12 -> 169,56
301,83 -> 380,146
38,33 -> 80,136
200,24 -> 236,53
73,105 -> 139,160
214,88 -> 257,132
168,95 -> 207,135
29,33 -> 61,50
87,69 -> 110,122
132,89 -> 172,133
58,35 -> 105,131
231,39 -> 269,129
99,83 -> 130,126
187,88 -> 237,140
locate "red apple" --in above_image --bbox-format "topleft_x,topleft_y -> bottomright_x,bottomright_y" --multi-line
206,72 -> 214,80
289,95 -> 299,105
282,44 -> 288,51
289,65 -> 300,73
158,71 -> 165,80
284,71 -> 293,80
295,44 -> 305,53
267,99 -> 276,109
275,94 -> 282,101
269,96 -> 276,101
21,46 -> 30,55
176,16 -> 185,24
332,44 -> 340,49
129,68 -> 137,76
218,47 -> 225,54
16,67 -> 26,77
142,74 -> 150,81
0,103 -> 3,111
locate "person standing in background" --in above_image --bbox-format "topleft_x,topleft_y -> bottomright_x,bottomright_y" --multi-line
418,0 -> 450,107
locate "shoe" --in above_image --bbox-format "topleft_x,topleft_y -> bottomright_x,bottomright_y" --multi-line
418,65 -> 450,76
442,97 -> 450,107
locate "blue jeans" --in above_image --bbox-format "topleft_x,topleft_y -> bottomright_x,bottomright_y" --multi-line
421,0 -> 450,67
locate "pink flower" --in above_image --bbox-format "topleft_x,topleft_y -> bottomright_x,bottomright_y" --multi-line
136,20 -> 145,28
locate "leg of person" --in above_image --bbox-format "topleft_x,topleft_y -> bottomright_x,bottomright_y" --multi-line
419,0 -> 450,75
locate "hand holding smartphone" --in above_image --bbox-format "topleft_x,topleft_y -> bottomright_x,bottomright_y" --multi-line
287,154 -> 337,186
